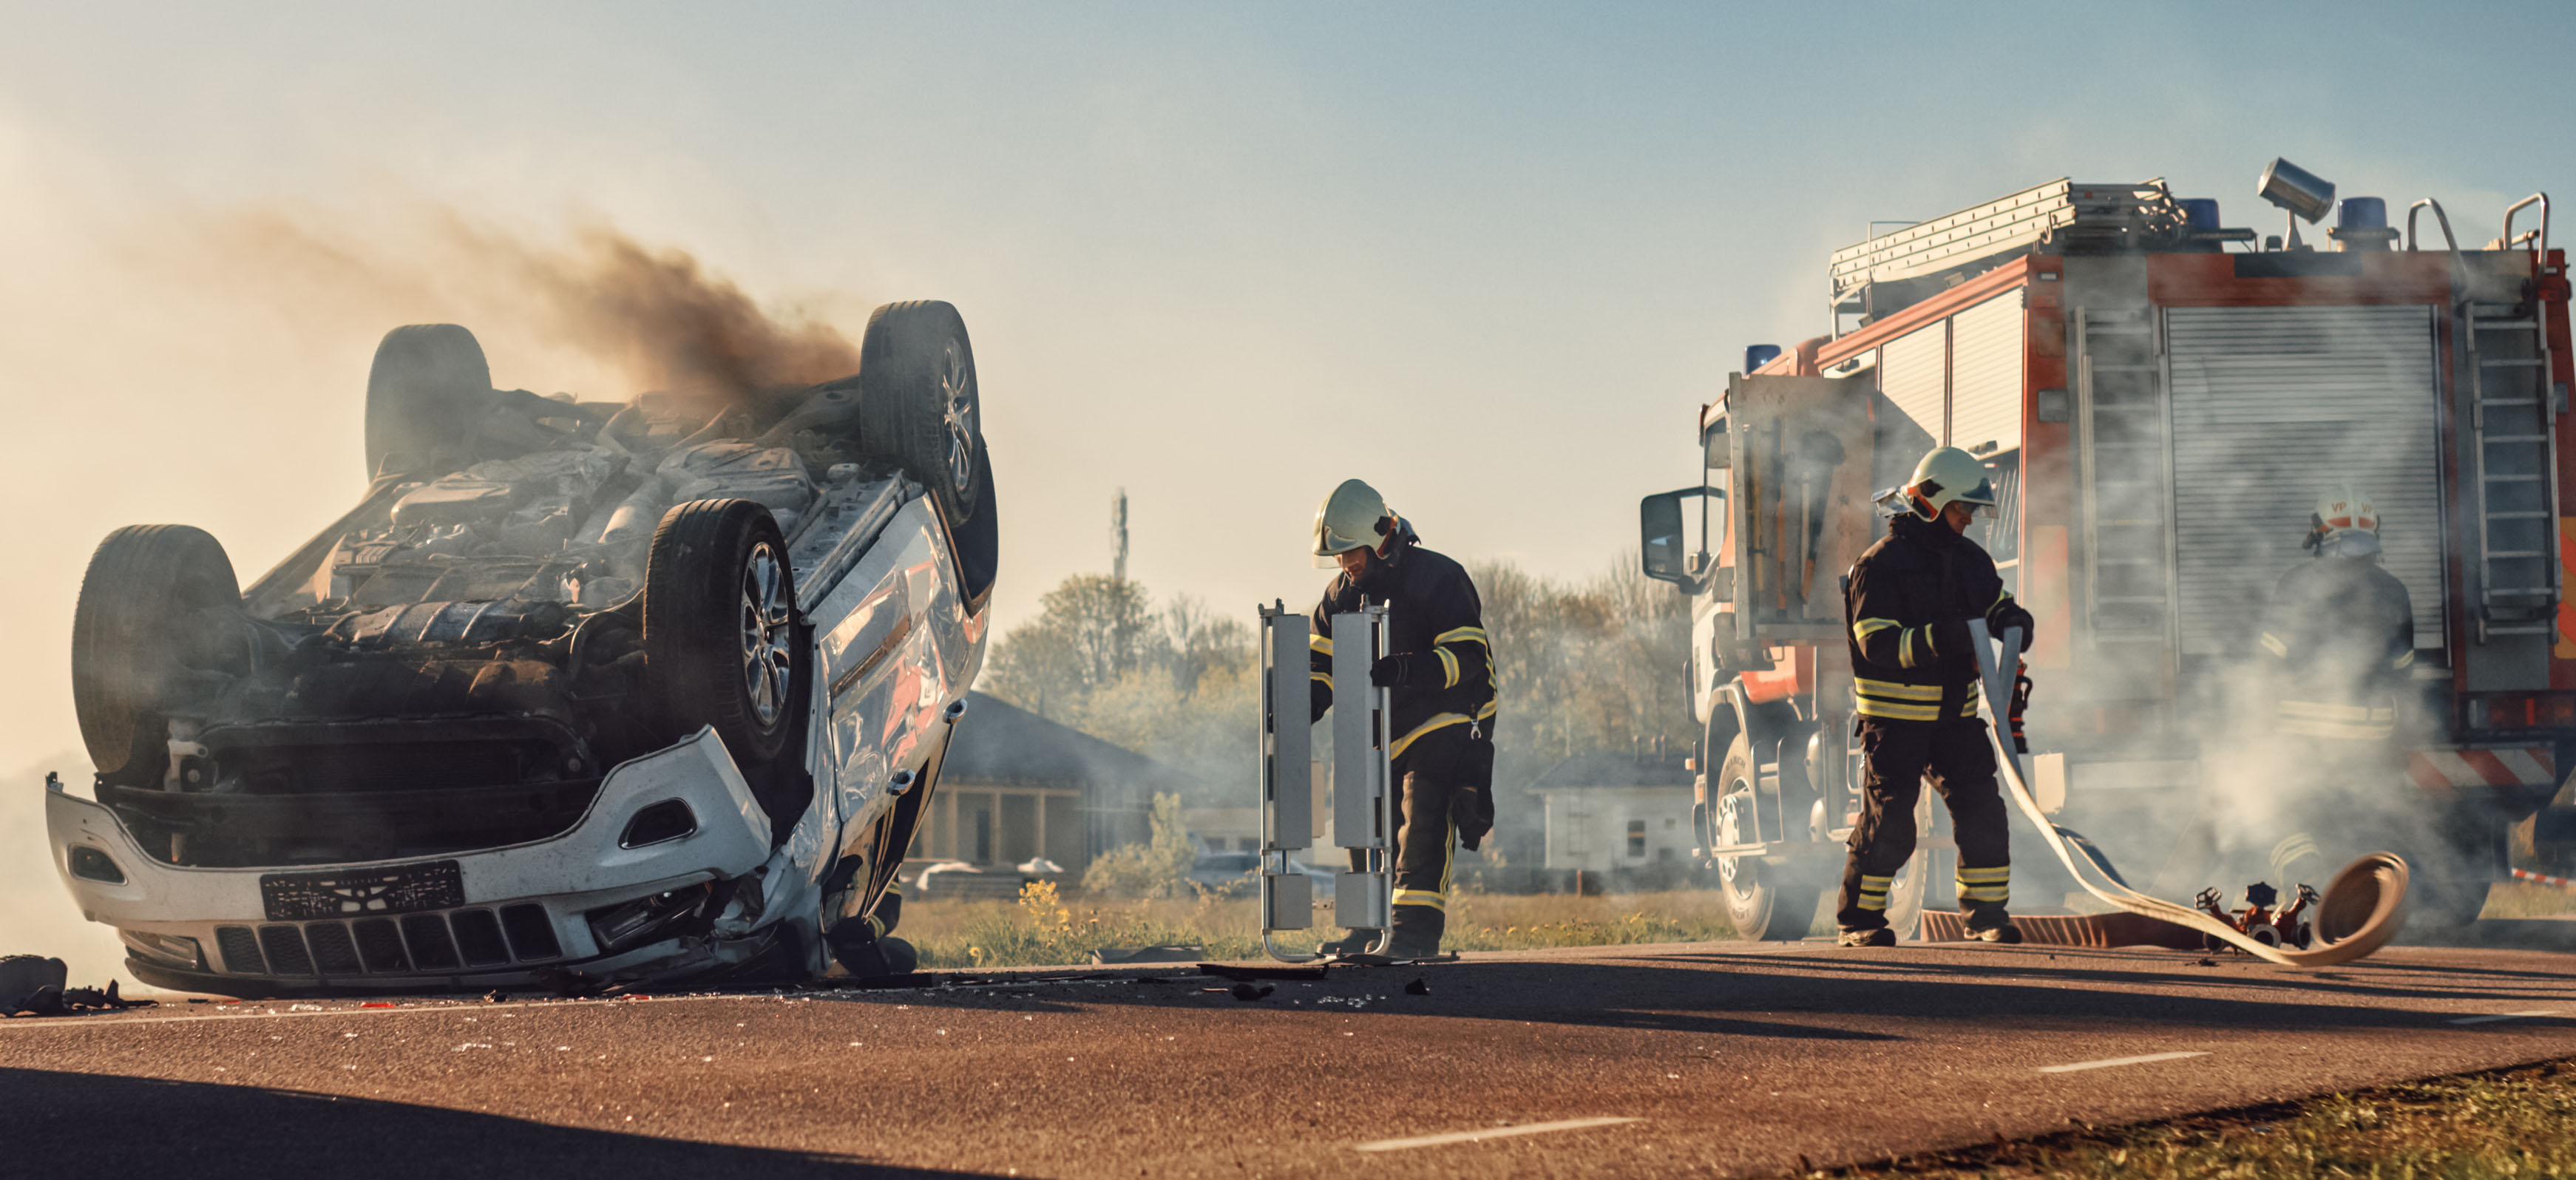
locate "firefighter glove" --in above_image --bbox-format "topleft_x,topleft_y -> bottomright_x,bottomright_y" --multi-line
1369,653 -> 1418,688
1991,602 -> 2036,652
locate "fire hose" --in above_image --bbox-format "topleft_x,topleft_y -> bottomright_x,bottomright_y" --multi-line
1962,619 -> 2410,968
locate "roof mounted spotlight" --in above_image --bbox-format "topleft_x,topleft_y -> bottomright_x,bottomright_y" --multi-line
2257,158 -> 2336,251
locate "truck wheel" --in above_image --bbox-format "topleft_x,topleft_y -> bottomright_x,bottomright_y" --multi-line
72,526 -> 243,783
364,324 -> 492,480
644,499 -> 804,769
1715,736 -> 1825,940
858,300 -> 985,523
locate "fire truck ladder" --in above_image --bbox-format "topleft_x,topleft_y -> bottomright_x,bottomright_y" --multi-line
2466,194 -> 2558,639
1255,602 -> 1395,962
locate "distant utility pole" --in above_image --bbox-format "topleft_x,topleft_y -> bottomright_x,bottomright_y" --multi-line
1111,487 -> 1129,582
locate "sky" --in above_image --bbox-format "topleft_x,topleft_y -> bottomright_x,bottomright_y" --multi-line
4,1 -> 2575,971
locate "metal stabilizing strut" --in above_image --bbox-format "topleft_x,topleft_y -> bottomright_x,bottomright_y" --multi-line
1257,601 -> 1396,962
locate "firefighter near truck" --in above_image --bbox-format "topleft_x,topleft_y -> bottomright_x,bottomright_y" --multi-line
1640,162 -> 2572,942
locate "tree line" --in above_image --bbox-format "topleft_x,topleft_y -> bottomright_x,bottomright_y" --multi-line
978,556 -> 1696,814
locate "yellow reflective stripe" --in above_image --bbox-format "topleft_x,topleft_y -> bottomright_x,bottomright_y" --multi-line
1434,626 -> 1488,647
1859,875 -> 1894,886
1959,885 -> 2010,903
2260,632 -> 2288,659
2393,648 -> 2416,669
865,914 -> 887,938
1898,628 -> 1917,668
1853,617 -> 1902,644
1309,634 -> 1333,654
884,882 -> 903,897
2278,700 -> 2393,724
1391,713 -> 1471,759
1959,696 -> 1981,719
1992,589 -> 2010,610
1393,888 -> 1447,912
1854,679 -> 1944,700
1476,699 -> 1497,722
1956,866 -> 2010,882
1312,672 -> 1334,690
1854,699 -> 1940,722
1437,648 -> 1460,688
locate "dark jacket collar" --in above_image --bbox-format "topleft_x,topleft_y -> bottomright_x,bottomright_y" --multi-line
1890,512 -> 1958,549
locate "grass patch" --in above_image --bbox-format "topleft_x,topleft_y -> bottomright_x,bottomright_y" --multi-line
2480,879 -> 2576,920
898,885 -> 1741,969
1820,1059 -> 2576,1179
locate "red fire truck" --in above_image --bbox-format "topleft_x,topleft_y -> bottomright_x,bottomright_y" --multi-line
1639,165 -> 2569,939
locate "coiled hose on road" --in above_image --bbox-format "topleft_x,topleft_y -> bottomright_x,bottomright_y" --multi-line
1947,620 -> 2411,968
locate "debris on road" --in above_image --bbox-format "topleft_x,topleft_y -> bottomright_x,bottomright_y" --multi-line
1,957 -> 154,1017
1404,977 -> 1430,995
1229,983 -> 1275,1002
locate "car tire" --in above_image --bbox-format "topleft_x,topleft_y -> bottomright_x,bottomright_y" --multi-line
72,525 -> 243,783
857,300 -> 985,523
1715,735 -> 1826,941
365,323 -> 492,480
643,498 -> 803,769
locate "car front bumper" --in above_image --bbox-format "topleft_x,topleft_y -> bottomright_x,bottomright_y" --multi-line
46,730 -> 781,996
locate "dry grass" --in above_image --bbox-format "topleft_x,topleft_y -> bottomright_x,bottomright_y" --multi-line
1825,1059 -> 2576,1179
2478,878 -> 2576,919
898,885 -> 1741,969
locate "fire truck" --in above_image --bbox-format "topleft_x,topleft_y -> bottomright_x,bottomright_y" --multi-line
1638,163 -> 2570,940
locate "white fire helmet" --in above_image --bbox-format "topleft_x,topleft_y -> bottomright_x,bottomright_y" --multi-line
1905,447 -> 1999,521
2308,484 -> 2382,557
1312,478 -> 1395,567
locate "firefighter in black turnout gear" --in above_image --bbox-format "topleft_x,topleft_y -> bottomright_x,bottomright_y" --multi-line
2244,484 -> 2416,891
1306,478 -> 1497,960
1837,447 -> 2033,947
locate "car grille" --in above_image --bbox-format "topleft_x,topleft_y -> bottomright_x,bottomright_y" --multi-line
214,906 -> 566,977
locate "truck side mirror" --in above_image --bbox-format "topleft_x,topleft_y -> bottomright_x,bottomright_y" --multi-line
1640,487 -> 1713,586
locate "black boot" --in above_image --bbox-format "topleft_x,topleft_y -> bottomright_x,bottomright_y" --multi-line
1837,926 -> 1897,948
1965,905 -> 2022,944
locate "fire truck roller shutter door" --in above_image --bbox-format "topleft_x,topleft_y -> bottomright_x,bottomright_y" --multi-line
1880,323 -> 1946,449
1948,291 -> 2028,458
2165,306 -> 2444,657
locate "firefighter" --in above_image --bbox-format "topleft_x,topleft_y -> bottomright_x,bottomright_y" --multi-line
2248,485 -> 2415,887
1837,447 -> 2035,947
1306,478 -> 1497,960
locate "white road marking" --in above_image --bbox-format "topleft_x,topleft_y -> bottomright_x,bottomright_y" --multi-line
1355,1116 -> 1642,1153
2036,1051 -> 2209,1074
2449,1010 -> 2560,1025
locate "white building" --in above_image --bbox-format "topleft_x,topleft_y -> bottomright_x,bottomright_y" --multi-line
1536,753 -> 1695,873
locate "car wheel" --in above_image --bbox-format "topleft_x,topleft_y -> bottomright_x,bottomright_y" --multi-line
644,498 -> 803,768
72,525 -> 243,784
1715,735 -> 1825,940
858,300 -> 985,523
365,323 -> 492,480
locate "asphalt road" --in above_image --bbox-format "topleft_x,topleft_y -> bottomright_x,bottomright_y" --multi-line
8,937 -> 2576,1179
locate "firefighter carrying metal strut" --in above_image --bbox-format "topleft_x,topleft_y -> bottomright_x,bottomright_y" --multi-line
1837,447 -> 2034,947
1306,479 -> 1497,960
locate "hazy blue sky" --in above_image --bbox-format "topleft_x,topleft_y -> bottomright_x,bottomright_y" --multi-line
3,1 -> 2572,779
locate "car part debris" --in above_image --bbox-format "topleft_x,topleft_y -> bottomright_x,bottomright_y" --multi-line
1230,983 -> 1275,1002
1970,620 -> 2410,968
1197,963 -> 1329,981
1,959 -> 153,1017
1090,946 -> 1205,965
1403,977 -> 1430,995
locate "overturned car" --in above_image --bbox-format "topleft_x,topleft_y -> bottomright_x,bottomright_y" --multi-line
46,300 -> 997,996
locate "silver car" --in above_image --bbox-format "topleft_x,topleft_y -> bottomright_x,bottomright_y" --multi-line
46,302 -> 997,996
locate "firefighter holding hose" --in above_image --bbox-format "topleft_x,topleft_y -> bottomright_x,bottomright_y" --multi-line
1837,447 -> 2035,947
1306,479 -> 1498,960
